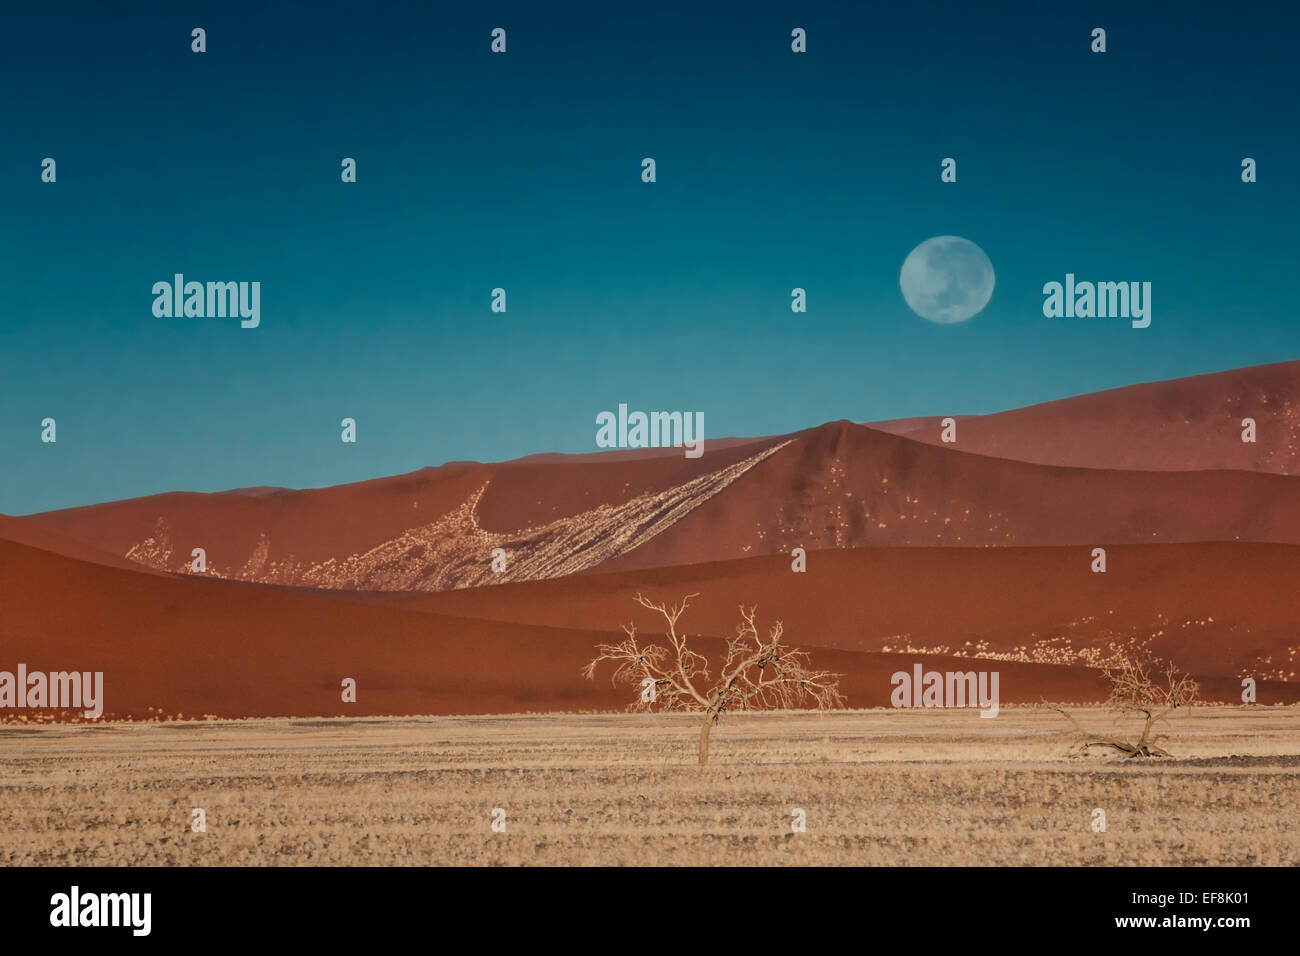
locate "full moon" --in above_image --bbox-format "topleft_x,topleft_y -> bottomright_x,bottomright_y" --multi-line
899,236 -> 995,324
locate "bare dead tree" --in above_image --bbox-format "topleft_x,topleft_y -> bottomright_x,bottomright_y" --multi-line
583,593 -> 844,765
1049,646 -> 1199,758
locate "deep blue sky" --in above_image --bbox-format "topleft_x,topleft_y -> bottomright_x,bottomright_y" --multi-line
2,1 -> 1297,514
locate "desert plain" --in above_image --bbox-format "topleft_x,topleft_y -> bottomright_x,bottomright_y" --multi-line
2,706 -> 1296,866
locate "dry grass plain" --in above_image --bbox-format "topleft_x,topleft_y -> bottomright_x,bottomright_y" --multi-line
2,706 -> 1297,866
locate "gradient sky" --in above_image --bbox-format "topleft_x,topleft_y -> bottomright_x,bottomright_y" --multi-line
2,1 -> 1297,514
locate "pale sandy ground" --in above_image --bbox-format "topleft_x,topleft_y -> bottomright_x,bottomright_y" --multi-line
1,706 -> 1297,865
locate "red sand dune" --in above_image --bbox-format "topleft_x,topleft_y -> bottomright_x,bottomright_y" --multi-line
16,435 -> 786,587
588,421 -> 1300,574
0,533 -> 633,719
0,533 -> 1146,717
17,420 -> 1300,591
2,532 -> 1293,721
374,543 -> 1300,697
7,360 -> 1300,719
879,359 -> 1300,474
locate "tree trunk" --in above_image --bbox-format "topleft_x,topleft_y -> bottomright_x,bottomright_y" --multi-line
698,708 -> 717,766
1139,712 -> 1158,748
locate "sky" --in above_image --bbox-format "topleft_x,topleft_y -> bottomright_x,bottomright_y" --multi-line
1,1 -> 1297,514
